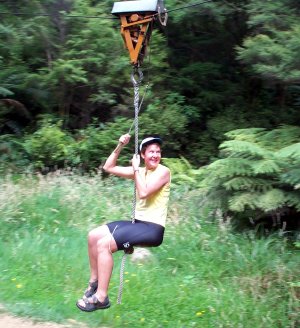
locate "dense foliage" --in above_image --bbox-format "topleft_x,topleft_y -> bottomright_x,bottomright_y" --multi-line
1,0 -> 300,230
1,0 -> 300,168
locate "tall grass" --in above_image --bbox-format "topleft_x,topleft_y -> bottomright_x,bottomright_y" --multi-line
0,173 -> 299,327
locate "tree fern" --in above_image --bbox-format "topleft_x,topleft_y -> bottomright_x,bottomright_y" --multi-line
252,158 -> 281,175
204,158 -> 254,179
229,192 -> 261,212
259,126 -> 300,150
224,128 -> 266,142
255,189 -> 286,212
276,142 -> 300,161
280,167 -> 300,187
284,191 -> 300,211
220,140 -> 270,159
196,125 -> 300,225
162,157 -> 202,187
223,177 -> 272,192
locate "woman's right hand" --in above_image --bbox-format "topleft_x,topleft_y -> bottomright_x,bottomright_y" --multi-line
119,134 -> 131,146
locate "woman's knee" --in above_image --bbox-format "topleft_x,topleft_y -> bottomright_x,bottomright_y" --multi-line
96,237 -> 110,252
97,236 -> 118,253
88,225 -> 109,246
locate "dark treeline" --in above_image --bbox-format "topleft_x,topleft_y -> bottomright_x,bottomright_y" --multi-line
1,0 -> 300,170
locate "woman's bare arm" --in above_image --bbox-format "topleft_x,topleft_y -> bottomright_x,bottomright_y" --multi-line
102,134 -> 134,179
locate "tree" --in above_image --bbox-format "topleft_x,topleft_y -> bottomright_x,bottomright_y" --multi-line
236,0 -> 300,106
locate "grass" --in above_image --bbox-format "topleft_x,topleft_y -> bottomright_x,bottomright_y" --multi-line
0,172 -> 299,327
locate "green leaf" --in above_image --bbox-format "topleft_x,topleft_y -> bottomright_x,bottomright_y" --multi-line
252,159 -> 281,174
256,189 -> 286,212
0,87 -> 14,96
276,143 -> 300,161
223,177 -> 271,192
229,192 -> 260,212
220,140 -> 270,159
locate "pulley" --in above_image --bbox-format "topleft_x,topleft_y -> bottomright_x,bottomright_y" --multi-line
112,0 -> 168,66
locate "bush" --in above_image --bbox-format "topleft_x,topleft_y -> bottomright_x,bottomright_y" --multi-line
0,134 -> 30,173
72,117 -> 133,171
23,121 -> 75,170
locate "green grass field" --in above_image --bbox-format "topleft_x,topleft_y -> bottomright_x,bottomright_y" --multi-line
0,173 -> 299,327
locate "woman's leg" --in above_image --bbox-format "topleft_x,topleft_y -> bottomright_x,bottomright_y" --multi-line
95,233 -> 118,302
87,225 -> 111,282
77,225 -> 118,306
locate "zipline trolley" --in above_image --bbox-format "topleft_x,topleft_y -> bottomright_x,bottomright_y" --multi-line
112,0 -> 168,66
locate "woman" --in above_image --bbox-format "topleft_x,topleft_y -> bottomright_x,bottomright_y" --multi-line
76,134 -> 171,312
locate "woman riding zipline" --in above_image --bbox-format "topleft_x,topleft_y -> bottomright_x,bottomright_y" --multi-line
76,133 -> 171,312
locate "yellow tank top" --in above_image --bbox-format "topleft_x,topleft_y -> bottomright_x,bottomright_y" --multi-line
135,164 -> 171,227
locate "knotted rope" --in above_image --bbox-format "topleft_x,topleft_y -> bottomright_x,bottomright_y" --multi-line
117,66 -> 144,305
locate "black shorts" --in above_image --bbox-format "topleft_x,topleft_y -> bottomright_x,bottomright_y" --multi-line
106,219 -> 165,251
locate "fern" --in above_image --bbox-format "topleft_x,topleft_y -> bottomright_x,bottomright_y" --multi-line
259,126 -> 300,150
162,157 -> 201,187
229,192 -> 261,212
224,128 -> 266,142
276,142 -> 300,161
255,189 -> 286,212
223,177 -> 272,192
0,86 -> 13,96
220,140 -> 270,159
252,158 -> 281,174
205,158 -> 254,178
280,167 -> 300,187
197,125 -> 300,224
284,191 -> 300,211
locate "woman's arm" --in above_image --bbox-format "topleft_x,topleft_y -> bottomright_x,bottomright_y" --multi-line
102,134 -> 134,179
132,155 -> 170,199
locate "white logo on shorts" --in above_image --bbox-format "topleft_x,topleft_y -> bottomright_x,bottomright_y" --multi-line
123,242 -> 130,248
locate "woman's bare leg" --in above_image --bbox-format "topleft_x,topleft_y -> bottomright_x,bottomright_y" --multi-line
77,225 -> 118,306
95,235 -> 118,302
87,225 -> 111,282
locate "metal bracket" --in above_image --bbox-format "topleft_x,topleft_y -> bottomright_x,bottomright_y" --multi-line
119,14 -> 154,65
112,0 -> 167,66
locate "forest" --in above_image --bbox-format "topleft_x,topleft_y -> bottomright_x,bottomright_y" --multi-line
1,0 -> 300,229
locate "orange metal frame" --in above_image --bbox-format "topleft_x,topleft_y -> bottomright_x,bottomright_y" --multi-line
119,14 -> 154,65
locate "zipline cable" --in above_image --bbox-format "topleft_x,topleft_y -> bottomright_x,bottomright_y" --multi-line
0,0 -> 214,20
164,0 -> 213,14
0,11 -> 118,19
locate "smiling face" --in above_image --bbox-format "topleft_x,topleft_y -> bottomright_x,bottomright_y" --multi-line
141,143 -> 162,170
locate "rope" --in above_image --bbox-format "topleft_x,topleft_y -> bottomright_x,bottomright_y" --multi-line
128,84 -> 149,135
117,252 -> 127,304
130,66 -> 143,224
117,66 -> 143,305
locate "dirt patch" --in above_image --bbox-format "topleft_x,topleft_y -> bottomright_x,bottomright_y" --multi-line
0,305 -> 86,328
0,313 -> 73,328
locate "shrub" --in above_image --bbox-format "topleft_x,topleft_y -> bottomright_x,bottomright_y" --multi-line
23,121 -> 75,170
72,117 -> 132,171
0,134 -> 30,173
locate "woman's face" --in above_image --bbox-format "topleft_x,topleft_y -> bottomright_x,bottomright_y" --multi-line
141,143 -> 161,170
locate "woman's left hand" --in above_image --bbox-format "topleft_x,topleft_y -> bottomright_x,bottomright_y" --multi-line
131,154 -> 140,171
